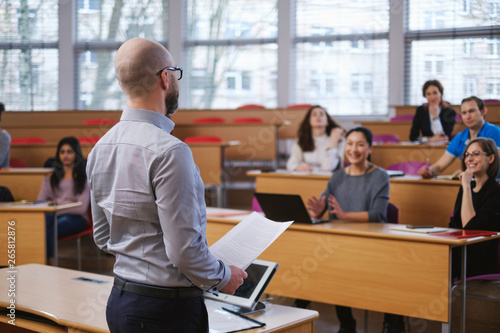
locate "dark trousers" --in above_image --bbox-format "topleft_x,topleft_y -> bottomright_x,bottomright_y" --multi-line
45,213 -> 88,258
106,286 -> 209,333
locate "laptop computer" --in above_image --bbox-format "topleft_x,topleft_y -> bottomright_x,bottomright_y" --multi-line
254,192 -> 330,224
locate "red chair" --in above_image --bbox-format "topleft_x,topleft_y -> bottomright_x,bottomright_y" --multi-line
390,114 -> 414,122
286,104 -> 313,109
77,136 -> 101,145
232,117 -> 264,124
9,158 -> 26,168
236,104 -> 266,109
10,137 -> 46,145
58,204 -> 97,271
82,118 -> 116,126
193,117 -> 225,124
184,136 -> 223,144
372,134 -> 399,144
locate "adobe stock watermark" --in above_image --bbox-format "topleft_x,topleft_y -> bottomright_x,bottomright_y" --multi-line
6,220 -> 17,325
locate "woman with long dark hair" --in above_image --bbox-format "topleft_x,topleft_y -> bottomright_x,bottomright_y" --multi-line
409,79 -> 456,142
286,105 -> 345,172
37,136 -> 90,263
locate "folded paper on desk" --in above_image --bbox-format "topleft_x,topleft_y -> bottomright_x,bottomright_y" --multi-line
390,226 -> 448,233
210,212 -> 293,270
430,230 -> 499,238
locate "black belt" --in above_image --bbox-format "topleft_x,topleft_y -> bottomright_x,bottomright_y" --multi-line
114,277 -> 203,299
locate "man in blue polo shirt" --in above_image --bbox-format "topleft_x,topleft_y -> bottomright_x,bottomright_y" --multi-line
419,96 -> 500,178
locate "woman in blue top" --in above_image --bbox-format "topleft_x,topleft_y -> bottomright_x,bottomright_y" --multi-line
308,127 -> 402,333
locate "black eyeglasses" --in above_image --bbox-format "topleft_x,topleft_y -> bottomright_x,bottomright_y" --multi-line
464,150 -> 489,159
156,66 -> 183,80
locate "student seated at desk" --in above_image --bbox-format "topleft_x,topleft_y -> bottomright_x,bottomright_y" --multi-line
0,102 -> 11,168
449,138 -> 500,278
305,127 -> 404,333
409,79 -> 456,143
37,137 -> 90,264
286,105 -> 345,172
419,96 -> 500,179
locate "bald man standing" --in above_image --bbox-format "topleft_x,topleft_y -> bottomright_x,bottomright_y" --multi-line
86,38 -> 247,333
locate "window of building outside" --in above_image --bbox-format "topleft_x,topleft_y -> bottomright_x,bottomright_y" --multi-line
75,0 -> 169,110
406,0 -> 500,106
0,1 -> 59,111
184,0 -> 278,109
294,0 -> 389,116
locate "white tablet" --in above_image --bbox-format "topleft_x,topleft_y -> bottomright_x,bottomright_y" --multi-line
205,259 -> 278,314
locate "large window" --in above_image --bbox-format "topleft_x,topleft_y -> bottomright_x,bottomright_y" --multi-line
0,0 -> 59,111
2,1 -> 500,114
75,0 -> 169,109
406,0 -> 500,105
184,0 -> 278,109
294,0 -> 390,116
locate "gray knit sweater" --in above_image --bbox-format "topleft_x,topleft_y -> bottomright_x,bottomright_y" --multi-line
320,166 -> 389,222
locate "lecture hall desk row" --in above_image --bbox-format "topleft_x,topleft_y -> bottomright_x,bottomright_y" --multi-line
248,170 -> 461,227
5,142 -> 230,202
394,102 -> 500,120
205,207 -> 500,332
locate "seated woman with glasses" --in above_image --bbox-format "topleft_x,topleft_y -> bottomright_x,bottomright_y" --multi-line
286,105 -> 345,172
449,137 -> 500,278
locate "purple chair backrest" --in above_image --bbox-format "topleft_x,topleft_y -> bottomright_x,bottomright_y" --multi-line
387,161 -> 427,175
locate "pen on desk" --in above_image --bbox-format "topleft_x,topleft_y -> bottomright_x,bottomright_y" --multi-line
221,307 -> 266,327
32,200 -> 47,205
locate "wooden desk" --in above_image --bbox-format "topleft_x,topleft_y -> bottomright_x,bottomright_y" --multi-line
0,202 -> 82,266
371,143 -> 461,172
390,176 -> 460,227
189,141 -> 238,207
10,143 -> 94,167
206,213 -> 500,332
172,123 -> 280,162
0,168 -> 52,201
359,121 -> 466,142
0,264 -> 318,333
249,171 -> 460,227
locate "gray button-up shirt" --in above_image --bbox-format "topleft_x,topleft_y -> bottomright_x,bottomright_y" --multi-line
87,108 -> 230,292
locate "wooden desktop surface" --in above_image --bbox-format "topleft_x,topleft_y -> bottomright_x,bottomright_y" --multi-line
172,123 -> 280,160
10,144 -> 94,167
0,168 -> 52,201
0,264 -> 318,333
206,212 -> 500,325
0,202 -> 82,266
248,171 -> 460,227
371,143 -> 461,172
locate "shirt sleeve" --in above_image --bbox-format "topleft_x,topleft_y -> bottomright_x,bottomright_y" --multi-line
37,176 -> 51,201
63,182 -> 90,218
441,107 -> 456,140
446,133 -> 463,157
462,188 -> 500,232
152,144 -> 230,292
286,142 -> 303,171
320,139 -> 343,172
0,131 -> 10,168
367,171 -> 390,222
90,189 -> 111,253
487,124 -> 500,147
409,106 -> 423,141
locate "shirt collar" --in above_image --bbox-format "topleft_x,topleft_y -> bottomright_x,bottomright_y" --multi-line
120,108 -> 175,133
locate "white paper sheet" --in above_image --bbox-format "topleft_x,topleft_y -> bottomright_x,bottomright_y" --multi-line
209,212 -> 293,269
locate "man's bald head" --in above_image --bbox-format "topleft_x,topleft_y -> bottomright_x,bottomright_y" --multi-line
115,38 -> 174,99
